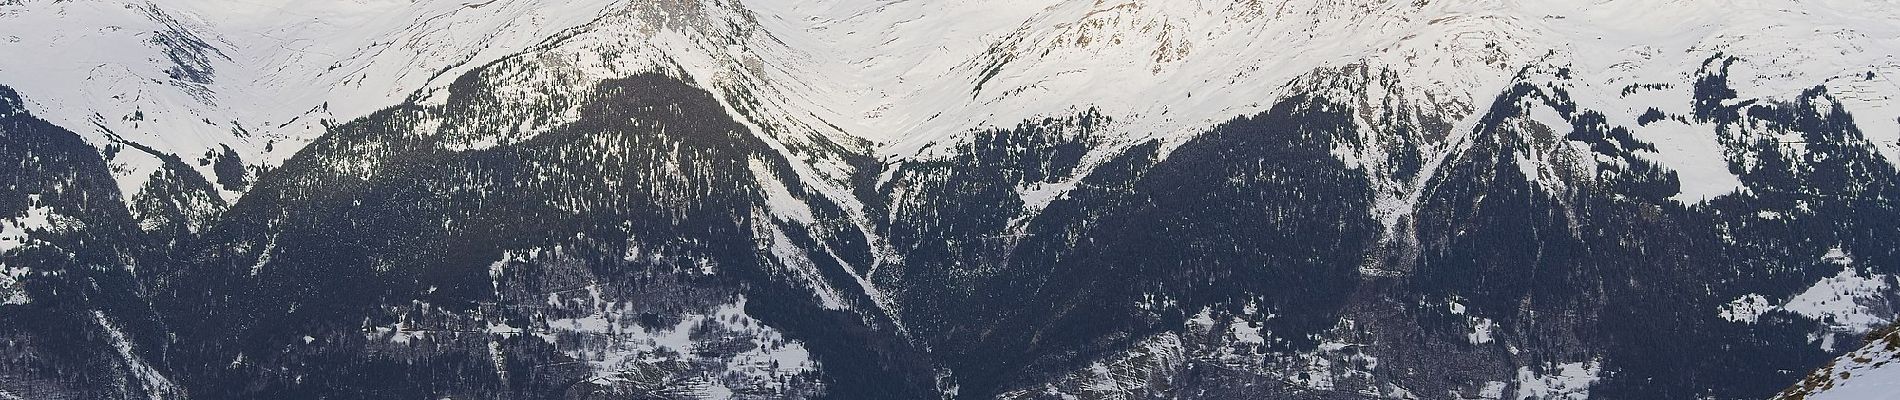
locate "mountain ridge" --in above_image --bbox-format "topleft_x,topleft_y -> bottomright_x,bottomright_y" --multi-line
4,0 -> 1900,399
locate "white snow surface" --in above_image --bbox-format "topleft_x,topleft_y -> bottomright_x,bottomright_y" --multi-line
1807,356 -> 1900,400
0,204 -> 54,253
1720,293 -> 1774,324
10,0 -> 1900,206
1721,248 -> 1898,347
1780,327 -> 1900,400
91,310 -> 184,399
0,264 -> 28,305
543,296 -> 819,395
1468,317 -> 1498,345
1514,360 -> 1602,400
1784,267 -> 1898,335
0,0 -> 627,201
1,196 -> 80,307
754,0 -> 1900,167
4,1 -> 1898,278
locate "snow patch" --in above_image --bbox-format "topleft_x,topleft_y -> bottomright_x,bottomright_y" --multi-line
247,233 -> 279,276
1447,299 -> 1496,344
1514,360 -> 1602,400
759,221 -> 849,310
485,322 -> 522,336
1016,179 -> 1081,217
1230,301 -> 1269,346
1717,247 -> 1897,337
1468,317 -> 1497,345
0,0 -> 629,204
0,201 -> 55,253
1720,293 -> 1773,324
750,159 -> 817,224
543,296 -> 819,392
0,264 -> 28,305
1826,64 -> 1900,171
91,311 -> 183,398
1631,120 -> 1745,204
1783,267 -> 1896,334
1477,381 -> 1509,400
1785,328 -> 1900,400
996,332 -> 1187,400
1824,247 -> 1856,266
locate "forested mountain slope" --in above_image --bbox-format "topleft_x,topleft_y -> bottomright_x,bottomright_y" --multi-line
4,0 -> 1899,398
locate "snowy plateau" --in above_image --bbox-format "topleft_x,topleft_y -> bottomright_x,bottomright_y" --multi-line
4,0 -> 1900,399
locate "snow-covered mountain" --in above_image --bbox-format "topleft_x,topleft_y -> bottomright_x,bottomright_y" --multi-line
1776,323 -> 1900,400
4,0 -> 1900,399
0,0 -> 628,201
